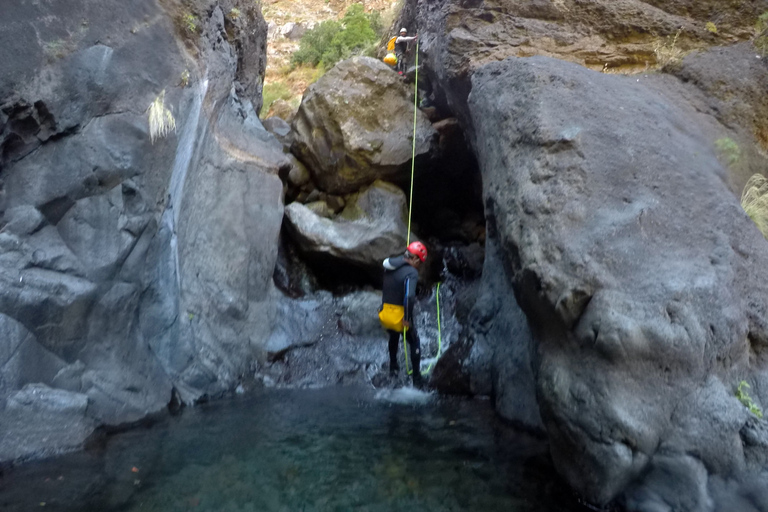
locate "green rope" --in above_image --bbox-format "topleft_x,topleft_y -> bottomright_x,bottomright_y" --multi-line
425,282 -> 442,373
403,324 -> 411,376
401,39 -> 420,377
406,39 -> 419,246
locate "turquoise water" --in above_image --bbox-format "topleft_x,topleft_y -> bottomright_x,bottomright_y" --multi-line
0,387 -> 580,512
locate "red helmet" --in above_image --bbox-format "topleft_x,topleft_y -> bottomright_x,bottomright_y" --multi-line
407,241 -> 428,262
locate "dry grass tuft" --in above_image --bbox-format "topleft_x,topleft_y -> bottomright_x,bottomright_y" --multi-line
653,29 -> 684,69
741,174 -> 768,240
147,90 -> 176,144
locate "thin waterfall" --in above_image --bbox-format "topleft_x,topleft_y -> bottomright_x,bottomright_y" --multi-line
162,77 -> 209,292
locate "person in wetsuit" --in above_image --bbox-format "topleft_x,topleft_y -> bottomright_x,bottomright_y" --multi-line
395,28 -> 418,75
379,241 -> 428,387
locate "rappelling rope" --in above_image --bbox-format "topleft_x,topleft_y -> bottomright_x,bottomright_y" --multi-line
401,40 -> 443,377
402,39 -> 420,377
406,39 -> 418,247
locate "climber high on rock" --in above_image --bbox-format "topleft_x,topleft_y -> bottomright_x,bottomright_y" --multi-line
394,27 -> 418,75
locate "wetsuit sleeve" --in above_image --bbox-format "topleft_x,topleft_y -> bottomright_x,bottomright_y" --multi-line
383,255 -> 405,270
396,36 -> 417,44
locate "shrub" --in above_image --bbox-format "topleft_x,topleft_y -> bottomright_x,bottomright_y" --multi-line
736,380 -> 764,419
260,81 -> 292,117
706,22 -> 717,34
653,29 -> 684,69
291,20 -> 343,67
741,174 -> 768,240
147,90 -> 176,144
291,3 -> 382,70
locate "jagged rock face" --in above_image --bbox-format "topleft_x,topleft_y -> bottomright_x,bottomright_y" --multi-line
467,56 -> 768,508
0,0 -> 285,463
284,180 -> 408,275
291,56 -> 437,195
406,0 -> 766,136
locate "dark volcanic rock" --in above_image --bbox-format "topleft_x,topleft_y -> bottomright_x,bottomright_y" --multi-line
467,55 -> 768,509
0,0 -> 282,463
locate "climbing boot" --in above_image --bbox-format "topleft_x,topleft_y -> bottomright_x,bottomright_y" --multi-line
389,363 -> 399,377
412,372 -> 423,389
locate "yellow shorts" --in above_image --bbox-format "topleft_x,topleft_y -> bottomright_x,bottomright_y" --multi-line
379,303 -> 407,332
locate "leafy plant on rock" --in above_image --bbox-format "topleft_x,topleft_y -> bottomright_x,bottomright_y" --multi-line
736,380 -> 764,419
184,13 -> 199,33
741,174 -> 768,240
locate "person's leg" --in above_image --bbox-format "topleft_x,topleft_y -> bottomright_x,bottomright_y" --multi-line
406,326 -> 422,387
387,330 -> 400,376
396,53 -> 405,74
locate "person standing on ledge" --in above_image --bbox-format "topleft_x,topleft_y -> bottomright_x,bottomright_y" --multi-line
395,27 -> 418,75
379,241 -> 428,388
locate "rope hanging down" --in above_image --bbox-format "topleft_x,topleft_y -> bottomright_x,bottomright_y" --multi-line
401,41 -> 443,377
403,39 -> 419,376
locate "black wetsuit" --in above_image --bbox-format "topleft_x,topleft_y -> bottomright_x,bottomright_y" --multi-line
382,255 -> 421,382
395,36 -> 416,73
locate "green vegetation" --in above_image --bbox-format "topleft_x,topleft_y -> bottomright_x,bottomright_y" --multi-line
741,174 -> 768,240
260,81 -> 292,117
184,13 -> 199,33
230,8 -> 242,20
706,22 -> 717,34
756,11 -> 768,55
291,3 -> 383,70
147,90 -> 176,144
715,137 -> 741,166
180,69 -> 190,88
736,380 -> 764,419
653,29 -> 684,69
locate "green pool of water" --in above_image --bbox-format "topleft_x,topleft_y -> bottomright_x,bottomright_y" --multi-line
0,386 -> 580,512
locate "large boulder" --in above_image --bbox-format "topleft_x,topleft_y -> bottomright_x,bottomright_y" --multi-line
284,180 -> 409,273
468,55 -> 768,509
291,56 -> 437,195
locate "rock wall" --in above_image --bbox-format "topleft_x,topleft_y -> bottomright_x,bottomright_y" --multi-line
0,0 -> 287,463
413,1 -> 768,510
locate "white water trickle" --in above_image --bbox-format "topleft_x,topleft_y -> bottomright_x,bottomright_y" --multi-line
374,387 -> 434,405
163,77 -> 209,291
